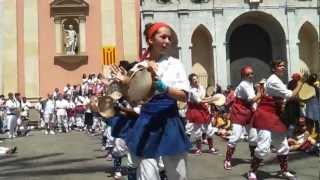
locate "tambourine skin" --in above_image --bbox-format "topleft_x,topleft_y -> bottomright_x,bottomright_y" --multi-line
97,96 -> 115,118
125,67 -> 154,104
298,83 -> 316,101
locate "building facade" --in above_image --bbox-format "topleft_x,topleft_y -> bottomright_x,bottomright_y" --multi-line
141,0 -> 320,88
0,0 -> 140,97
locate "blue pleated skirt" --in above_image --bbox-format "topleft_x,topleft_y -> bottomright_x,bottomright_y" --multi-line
126,94 -> 191,158
110,114 -> 136,140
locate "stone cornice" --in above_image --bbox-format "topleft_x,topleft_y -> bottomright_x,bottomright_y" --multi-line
50,0 -> 89,18
285,6 -> 296,14
178,9 -> 189,16
212,8 -> 223,15
141,10 -> 154,18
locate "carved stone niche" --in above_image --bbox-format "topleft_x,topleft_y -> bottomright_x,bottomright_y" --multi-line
50,0 -> 89,64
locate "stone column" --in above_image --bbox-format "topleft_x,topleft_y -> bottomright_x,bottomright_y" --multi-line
0,0 -> 3,94
24,0 -> 39,98
54,18 -> 62,54
101,0 -> 116,46
286,8 -> 300,76
178,10 -> 192,74
211,44 -> 218,85
79,17 -> 86,53
213,9 -> 228,89
1,0 -> 18,94
122,0 -> 138,60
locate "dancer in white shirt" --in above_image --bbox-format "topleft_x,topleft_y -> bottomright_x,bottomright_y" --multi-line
224,65 -> 261,170
44,94 -> 56,135
5,93 -> 19,138
55,94 -> 69,133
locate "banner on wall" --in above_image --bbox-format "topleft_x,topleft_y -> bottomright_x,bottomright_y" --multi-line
102,46 -> 117,65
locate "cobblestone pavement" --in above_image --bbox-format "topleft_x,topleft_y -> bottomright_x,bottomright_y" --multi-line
0,130 -> 318,180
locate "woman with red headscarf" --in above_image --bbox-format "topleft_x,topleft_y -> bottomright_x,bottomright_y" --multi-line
111,22 -> 190,180
223,65 -> 261,170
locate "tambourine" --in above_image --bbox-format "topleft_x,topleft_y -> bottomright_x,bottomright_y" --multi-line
208,93 -> 226,106
298,83 -> 316,101
98,96 -> 115,118
124,66 -> 154,104
206,86 -> 215,97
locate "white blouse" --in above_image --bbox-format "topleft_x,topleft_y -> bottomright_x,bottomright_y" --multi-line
5,99 -> 19,115
235,80 -> 255,101
55,99 -> 68,115
155,56 -> 190,94
189,85 -> 206,103
265,74 -> 292,99
133,56 -> 189,95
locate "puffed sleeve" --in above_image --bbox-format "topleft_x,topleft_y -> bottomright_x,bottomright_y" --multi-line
266,75 -> 292,99
170,58 -> 190,92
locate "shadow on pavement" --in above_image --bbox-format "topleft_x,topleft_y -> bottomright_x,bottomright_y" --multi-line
263,151 -> 315,165
1,157 -> 93,172
0,153 -> 64,166
0,165 -> 113,177
241,170 -> 297,180
231,157 -> 251,167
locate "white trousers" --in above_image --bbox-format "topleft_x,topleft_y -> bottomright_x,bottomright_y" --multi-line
44,113 -> 55,123
190,123 -> 216,141
255,129 -> 289,159
136,153 -> 188,180
228,124 -> 257,147
92,116 -> 100,130
7,115 -> 17,137
57,114 -> 68,129
75,114 -> 84,127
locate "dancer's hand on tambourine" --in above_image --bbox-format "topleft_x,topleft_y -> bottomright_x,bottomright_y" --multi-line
146,61 -> 159,79
110,65 -> 130,85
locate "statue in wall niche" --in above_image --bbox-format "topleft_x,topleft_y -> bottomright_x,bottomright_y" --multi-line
64,24 -> 78,55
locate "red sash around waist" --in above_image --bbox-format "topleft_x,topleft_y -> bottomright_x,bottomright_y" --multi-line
186,102 -> 210,124
252,96 -> 287,133
229,98 -> 253,125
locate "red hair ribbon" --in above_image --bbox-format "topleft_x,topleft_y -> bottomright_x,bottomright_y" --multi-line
140,22 -> 170,61
147,22 -> 170,40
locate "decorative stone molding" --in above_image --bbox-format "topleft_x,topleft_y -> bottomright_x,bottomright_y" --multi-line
245,0 -> 262,4
212,8 -> 223,15
157,0 -> 172,4
178,9 -> 189,17
245,0 -> 262,9
54,55 -> 88,64
285,6 -> 296,14
50,0 -> 89,62
191,0 -> 209,3
142,11 -> 154,18
50,0 -> 89,20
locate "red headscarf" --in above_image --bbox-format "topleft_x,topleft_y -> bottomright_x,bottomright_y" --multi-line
240,65 -> 253,76
140,22 -> 170,61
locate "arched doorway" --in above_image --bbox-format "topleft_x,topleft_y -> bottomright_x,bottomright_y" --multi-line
226,11 -> 287,86
191,25 -> 214,88
298,22 -> 319,74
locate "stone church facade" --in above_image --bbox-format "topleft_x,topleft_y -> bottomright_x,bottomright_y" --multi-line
0,0 -> 140,97
141,0 -> 320,88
